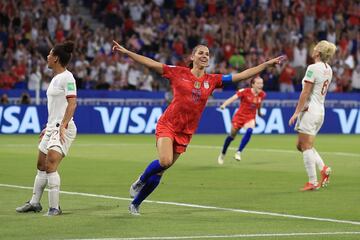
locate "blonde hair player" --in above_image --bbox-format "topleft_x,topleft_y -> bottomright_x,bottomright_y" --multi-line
16,41 -> 77,216
289,40 -> 336,191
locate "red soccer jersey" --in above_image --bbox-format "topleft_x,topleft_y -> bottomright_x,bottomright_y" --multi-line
233,88 -> 266,121
158,65 -> 223,134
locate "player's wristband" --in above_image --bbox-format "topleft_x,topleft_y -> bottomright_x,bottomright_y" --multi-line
222,74 -> 232,82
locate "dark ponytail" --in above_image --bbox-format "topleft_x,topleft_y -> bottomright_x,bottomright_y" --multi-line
53,41 -> 75,67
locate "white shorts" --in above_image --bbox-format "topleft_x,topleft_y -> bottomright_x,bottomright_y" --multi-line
295,111 -> 324,136
39,121 -> 77,156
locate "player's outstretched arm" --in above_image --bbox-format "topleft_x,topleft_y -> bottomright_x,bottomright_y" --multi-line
220,94 -> 238,109
232,56 -> 285,83
289,82 -> 313,126
112,40 -> 163,74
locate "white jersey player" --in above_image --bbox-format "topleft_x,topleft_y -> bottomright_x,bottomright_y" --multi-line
16,41 -> 77,216
289,40 -> 336,191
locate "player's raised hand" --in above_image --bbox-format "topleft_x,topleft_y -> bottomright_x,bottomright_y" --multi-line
220,105 -> 226,110
265,55 -> 287,67
112,40 -> 129,54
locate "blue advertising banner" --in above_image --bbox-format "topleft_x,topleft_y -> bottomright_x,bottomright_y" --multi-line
0,105 -> 359,134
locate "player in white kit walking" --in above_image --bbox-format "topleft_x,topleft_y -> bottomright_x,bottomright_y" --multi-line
16,41 -> 77,215
289,40 -> 336,191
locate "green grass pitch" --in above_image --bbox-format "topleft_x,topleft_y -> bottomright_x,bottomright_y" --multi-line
0,134 -> 359,240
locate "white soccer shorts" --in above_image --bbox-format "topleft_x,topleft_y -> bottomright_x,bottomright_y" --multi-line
295,111 -> 324,136
39,121 -> 77,156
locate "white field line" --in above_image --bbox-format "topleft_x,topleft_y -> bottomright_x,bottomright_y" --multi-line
1,143 -> 359,158
1,183 -> 360,226
65,231 -> 360,240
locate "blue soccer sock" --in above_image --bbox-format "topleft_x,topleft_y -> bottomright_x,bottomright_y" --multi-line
132,174 -> 162,206
238,128 -> 253,152
222,136 -> 234,154
139,160 -> 165,183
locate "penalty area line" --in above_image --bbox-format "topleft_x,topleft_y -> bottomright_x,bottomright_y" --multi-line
65,231 -> 360,240
1,183 -> 360,226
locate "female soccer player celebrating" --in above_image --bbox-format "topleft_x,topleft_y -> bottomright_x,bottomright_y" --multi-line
16,41 -> 77,216
289,40 -> 336,191
217,76 -> 266,164
112,40 -> 284,215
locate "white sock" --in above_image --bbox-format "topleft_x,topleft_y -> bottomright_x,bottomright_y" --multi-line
30,170 -> 47,205
47,171 -> 60,209
312,148 -> 325,171
303,149 -> 318,185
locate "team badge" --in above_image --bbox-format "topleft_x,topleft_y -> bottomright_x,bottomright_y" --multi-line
194,81 -> 201,89
204,81 -> 209,89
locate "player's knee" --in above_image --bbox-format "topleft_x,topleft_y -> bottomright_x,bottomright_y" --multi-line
159,156 -> 173,169
296,142 -> 311,152
296,141 -> 304,152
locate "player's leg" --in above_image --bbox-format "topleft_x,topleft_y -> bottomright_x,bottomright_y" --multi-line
130,137 -> 174,199
16,150 -> 47,213
44,124 -> 76,216
130,138 -> 180,215
311,115 -> 331,187
218,124 -> 238,164
297,133 -> 318,191
45,148 -> 64,216
235,120 -> 255,161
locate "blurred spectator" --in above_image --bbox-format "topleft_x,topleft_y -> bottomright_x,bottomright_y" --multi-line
0,0 -> 358,93
0,93 -> 9,104
351,64 -> 360,92
28,65 -> 41,90
20,92 -> 31,105
278,61 -> 296,92
139,68 -> 154,91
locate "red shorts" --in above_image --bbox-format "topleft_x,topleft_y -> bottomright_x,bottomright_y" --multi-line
155,123 -> 192,154
232,117 -> 254,130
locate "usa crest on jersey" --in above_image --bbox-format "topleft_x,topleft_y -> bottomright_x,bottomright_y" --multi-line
203,81 -> 209,89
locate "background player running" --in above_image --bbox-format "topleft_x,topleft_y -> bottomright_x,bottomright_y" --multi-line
218,76 -> 266,164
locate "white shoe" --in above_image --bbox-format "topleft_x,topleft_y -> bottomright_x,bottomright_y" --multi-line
129,178 -> 145,198
234,151 -> 241,161
217,153 -> 225,165
129,203 -> 140,216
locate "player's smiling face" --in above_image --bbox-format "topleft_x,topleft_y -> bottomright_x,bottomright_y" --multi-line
191,46 -> 210,68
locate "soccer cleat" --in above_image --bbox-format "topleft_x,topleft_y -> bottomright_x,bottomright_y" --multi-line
44,207 -> 62,216
217,153 -> 225,165
129,178 -> 145,198
234,151 -> 241,161
128,203 -> 140,216
16,201 -> 42,213
300,182 -> 319,191
319,166 -> 331,187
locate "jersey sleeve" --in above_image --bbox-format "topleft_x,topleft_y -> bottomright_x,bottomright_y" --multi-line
260,91 -> 266,100
303,65 -> 316,84
236,88 -> 245,98
214,74 -> 223,88
162,64 -> 179,81
64,74 -> 77,98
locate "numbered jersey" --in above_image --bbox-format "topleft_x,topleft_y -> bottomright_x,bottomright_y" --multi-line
302,62 -> 332,114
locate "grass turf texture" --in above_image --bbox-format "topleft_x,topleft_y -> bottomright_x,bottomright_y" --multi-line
0,134 -> 359,240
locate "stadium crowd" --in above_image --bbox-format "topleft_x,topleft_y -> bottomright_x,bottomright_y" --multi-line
0,0 -> 359,93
